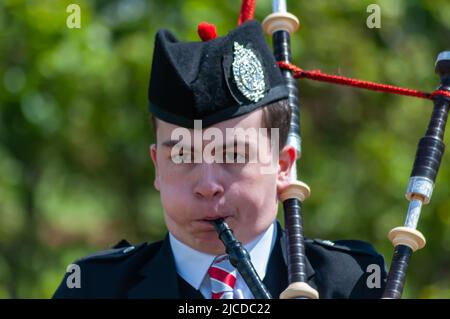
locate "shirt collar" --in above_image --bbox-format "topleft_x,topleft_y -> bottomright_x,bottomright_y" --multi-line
169,220 -> 277,290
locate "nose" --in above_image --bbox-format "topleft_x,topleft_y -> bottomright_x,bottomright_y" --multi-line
193,163 -> 224,200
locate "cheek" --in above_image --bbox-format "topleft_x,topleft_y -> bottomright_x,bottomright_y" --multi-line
227,169 -> 278,243
232,168 -> 278,213
157,163 -> 192,221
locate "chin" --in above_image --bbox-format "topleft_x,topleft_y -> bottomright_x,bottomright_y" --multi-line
192,237 -> 226,255
230,227 -> 257,245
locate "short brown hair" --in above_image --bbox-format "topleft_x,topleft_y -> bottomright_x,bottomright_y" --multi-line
150,98 -> 291,149
261,98 -> 291,149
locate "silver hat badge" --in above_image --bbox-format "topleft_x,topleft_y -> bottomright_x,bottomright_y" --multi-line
232,42 -> 266,102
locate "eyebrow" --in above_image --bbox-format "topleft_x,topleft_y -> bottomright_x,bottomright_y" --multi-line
161,140 -> 182,148
224,140 -> 251,150
161,139 -> 252,150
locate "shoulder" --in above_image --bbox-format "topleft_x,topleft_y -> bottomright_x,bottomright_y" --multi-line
52,239 -> 164,299
74,239 -> 164,267
77,239 -> 158,262
305,238 -> 387,299
307,238 -> 384,257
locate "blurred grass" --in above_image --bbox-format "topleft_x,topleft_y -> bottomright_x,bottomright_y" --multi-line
1,0 -> 449,298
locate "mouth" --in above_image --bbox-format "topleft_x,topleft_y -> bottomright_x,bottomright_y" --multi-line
202,215 -> 232,222
196,215 -> 233,230
203,216 -> 227,221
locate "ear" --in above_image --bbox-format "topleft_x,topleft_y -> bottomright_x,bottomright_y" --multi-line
276,145 -> 296,198
150,144 -> 160,191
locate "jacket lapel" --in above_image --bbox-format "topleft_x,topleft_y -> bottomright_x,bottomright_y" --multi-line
262,222 -> 317,298
127,222 -> 317,299
128,235 -> 181,299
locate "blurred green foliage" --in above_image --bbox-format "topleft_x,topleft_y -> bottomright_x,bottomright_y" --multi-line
1,0 -> 449,298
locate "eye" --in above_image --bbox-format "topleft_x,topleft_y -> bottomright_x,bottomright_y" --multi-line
171,148 -> 193,163
181,150 -> 193,162
225,151 -> 246,163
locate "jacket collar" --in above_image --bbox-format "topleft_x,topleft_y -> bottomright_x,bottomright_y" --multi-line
261,222 -> 316,298
127,222 -> 316,299
128,234 -> 180,298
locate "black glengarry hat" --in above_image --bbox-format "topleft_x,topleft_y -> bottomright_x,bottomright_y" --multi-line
148,20 -> 288,128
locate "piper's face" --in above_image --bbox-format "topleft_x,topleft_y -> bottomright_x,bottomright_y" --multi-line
150,109 -> 295,254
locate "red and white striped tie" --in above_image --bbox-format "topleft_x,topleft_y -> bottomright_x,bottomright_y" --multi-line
208,254 -> 237,299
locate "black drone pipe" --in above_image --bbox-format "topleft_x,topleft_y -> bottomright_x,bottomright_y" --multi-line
212,218 -> 272,299
262,0 -> 319,299
383,52 -> 450,299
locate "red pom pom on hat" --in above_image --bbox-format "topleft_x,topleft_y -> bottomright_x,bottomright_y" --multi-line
197,21 -> 217,41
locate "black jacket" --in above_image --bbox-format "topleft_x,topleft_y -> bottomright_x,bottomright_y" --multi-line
53,224 -> 387,299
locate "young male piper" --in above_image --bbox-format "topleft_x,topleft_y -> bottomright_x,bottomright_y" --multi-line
53,20 -> 387,299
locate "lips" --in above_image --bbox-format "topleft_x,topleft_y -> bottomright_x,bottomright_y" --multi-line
202,216 -> 228,221
197,209 -> 232,221
195,215 -> 233,230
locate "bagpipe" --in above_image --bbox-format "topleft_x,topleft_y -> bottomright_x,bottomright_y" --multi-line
212,0 -> 450,299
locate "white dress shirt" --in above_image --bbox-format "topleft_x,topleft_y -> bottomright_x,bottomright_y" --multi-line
169,221 -> 277,299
